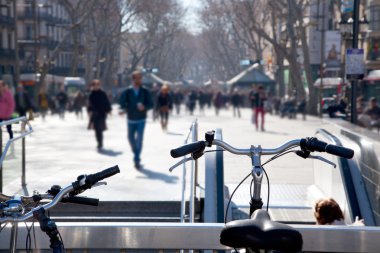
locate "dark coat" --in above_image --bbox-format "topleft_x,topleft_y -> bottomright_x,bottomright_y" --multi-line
88,89 -> 111,118
14,92 -> 33,113
119,86 -> 153,121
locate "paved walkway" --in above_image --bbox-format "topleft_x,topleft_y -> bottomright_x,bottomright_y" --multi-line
2,106 -> 332,202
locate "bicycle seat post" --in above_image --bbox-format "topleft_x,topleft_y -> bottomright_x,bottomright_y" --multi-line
249,145 -> 264,216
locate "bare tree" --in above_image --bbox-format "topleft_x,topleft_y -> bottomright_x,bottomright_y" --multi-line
121,0 -> 184,79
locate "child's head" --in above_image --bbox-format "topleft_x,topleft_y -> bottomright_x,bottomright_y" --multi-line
314,198 -> 344,225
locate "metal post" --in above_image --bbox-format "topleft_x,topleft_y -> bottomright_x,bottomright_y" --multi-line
319,0 -> 326,117
13,0 -> 20,88
350,0 -> 360,124
189,120 -> 198,223
10,222 -> 18,253
215,129 -> 224,223
22,137 -> 26,186
180,139 -> 188,223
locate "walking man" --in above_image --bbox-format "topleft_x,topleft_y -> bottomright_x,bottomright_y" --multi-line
88,79 -> 112,150
56,86 -> 68,119
119,70 -> 153,169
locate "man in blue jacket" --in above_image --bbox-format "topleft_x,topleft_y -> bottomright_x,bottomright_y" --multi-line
119,70 -> 153,169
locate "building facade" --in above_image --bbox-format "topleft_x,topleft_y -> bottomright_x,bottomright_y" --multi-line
0,0 -> 16,84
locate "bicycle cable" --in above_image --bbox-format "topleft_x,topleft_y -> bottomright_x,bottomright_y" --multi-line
224,173 -> 251,224
58,230 -> 66,252
224,148 -> 297,223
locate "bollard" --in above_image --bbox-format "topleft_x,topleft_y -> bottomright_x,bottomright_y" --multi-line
22,137 -> 26,186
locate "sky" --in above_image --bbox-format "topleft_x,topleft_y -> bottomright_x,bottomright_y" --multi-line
180,0 -> 203,34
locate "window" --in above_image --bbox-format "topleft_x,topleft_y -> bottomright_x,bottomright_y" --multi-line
7,32 -> 12,49
26,25 -> 33,40
0,31 -> 3,48
370,4 -> 380,31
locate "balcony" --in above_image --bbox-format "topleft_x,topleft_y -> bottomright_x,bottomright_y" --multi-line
0,48 -> 15,60
51,66 -> 71,76
18,10 -> 34,20
0,14 -> 15,27
39,37 -> 59,49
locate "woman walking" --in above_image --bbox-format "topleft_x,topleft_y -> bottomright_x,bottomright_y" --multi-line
156,84 -> 172,131
88,79 -> 111,150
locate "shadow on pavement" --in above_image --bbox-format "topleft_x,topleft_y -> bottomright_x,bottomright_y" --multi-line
262,130 -> 289,136
97,149 -> 123,157
166,131 -> 184,136
137,166 -> 179,183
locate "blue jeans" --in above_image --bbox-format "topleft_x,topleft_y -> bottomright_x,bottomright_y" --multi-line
128,120 -> 146,164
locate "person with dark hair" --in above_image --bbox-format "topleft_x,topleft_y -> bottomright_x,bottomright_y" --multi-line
172,88 -> 184,115
119,70 -> 153,169
231,88 -> 241,118
251,85 -> 267,131
156,84 -> 172,131
56,86 -> 68,119
213,91 -> 223,116
88,79 -> 112,151
14,85 -> 33,117
314,198 -> 364,226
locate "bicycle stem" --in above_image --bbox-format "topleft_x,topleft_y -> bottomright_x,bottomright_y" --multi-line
250,145 -> 264,215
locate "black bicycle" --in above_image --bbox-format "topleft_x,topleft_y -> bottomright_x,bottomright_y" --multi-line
0,165 -> 120,253
170,131 -> 354,252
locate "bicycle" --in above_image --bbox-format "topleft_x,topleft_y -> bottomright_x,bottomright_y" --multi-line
169,131 -> 354,252
0,165 -> 120,253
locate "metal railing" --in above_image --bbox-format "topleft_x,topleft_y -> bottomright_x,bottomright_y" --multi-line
0,117 -> 33,192
1,222 -> 380,252
179,120 -> 198,223
204,129 -> 225,223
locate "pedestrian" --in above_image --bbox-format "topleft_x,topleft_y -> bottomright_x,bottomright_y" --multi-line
156,84 -> 173,131
252,85 -> 267,131
314,198 -> 364,226
0,80 -> 15,139
297,97 -> 307,120
172,88 -> 183,115
73,91 -> 86,119
213,91 -> 224,116
231,88 -> 241,118
38,87 -> 50,120
119,70 -> 153,169
249,85 -> 257,124
188,90 -> 197,116
14,84 -> 33,117
358,97 -> 380,129
56,86 -> 68,119
88,79 -> 112,151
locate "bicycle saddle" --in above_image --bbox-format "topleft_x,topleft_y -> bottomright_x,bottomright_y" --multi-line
220,209 -> 303,252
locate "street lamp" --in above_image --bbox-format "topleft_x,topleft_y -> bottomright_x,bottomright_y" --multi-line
338,0 -> 368,124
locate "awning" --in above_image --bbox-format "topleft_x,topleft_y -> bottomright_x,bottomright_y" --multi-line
364,70 -> 380,81
313,77 -> 345,88
226,64 -> 275,86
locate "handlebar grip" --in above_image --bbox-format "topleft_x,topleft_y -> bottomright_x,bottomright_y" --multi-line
326,144 -> 354,159
301,138 -> 354,159
85,165 -> 120,186
170,141 -> 206,158
62,196 -> 99,206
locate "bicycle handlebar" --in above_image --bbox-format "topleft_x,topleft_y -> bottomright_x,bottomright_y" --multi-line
170,136 -> 354,159
0,165 -> 120,222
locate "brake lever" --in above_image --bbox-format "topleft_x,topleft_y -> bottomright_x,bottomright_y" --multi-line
92,182 -> 107,187
309,155 -> 337,168
169,157 -> 194,172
